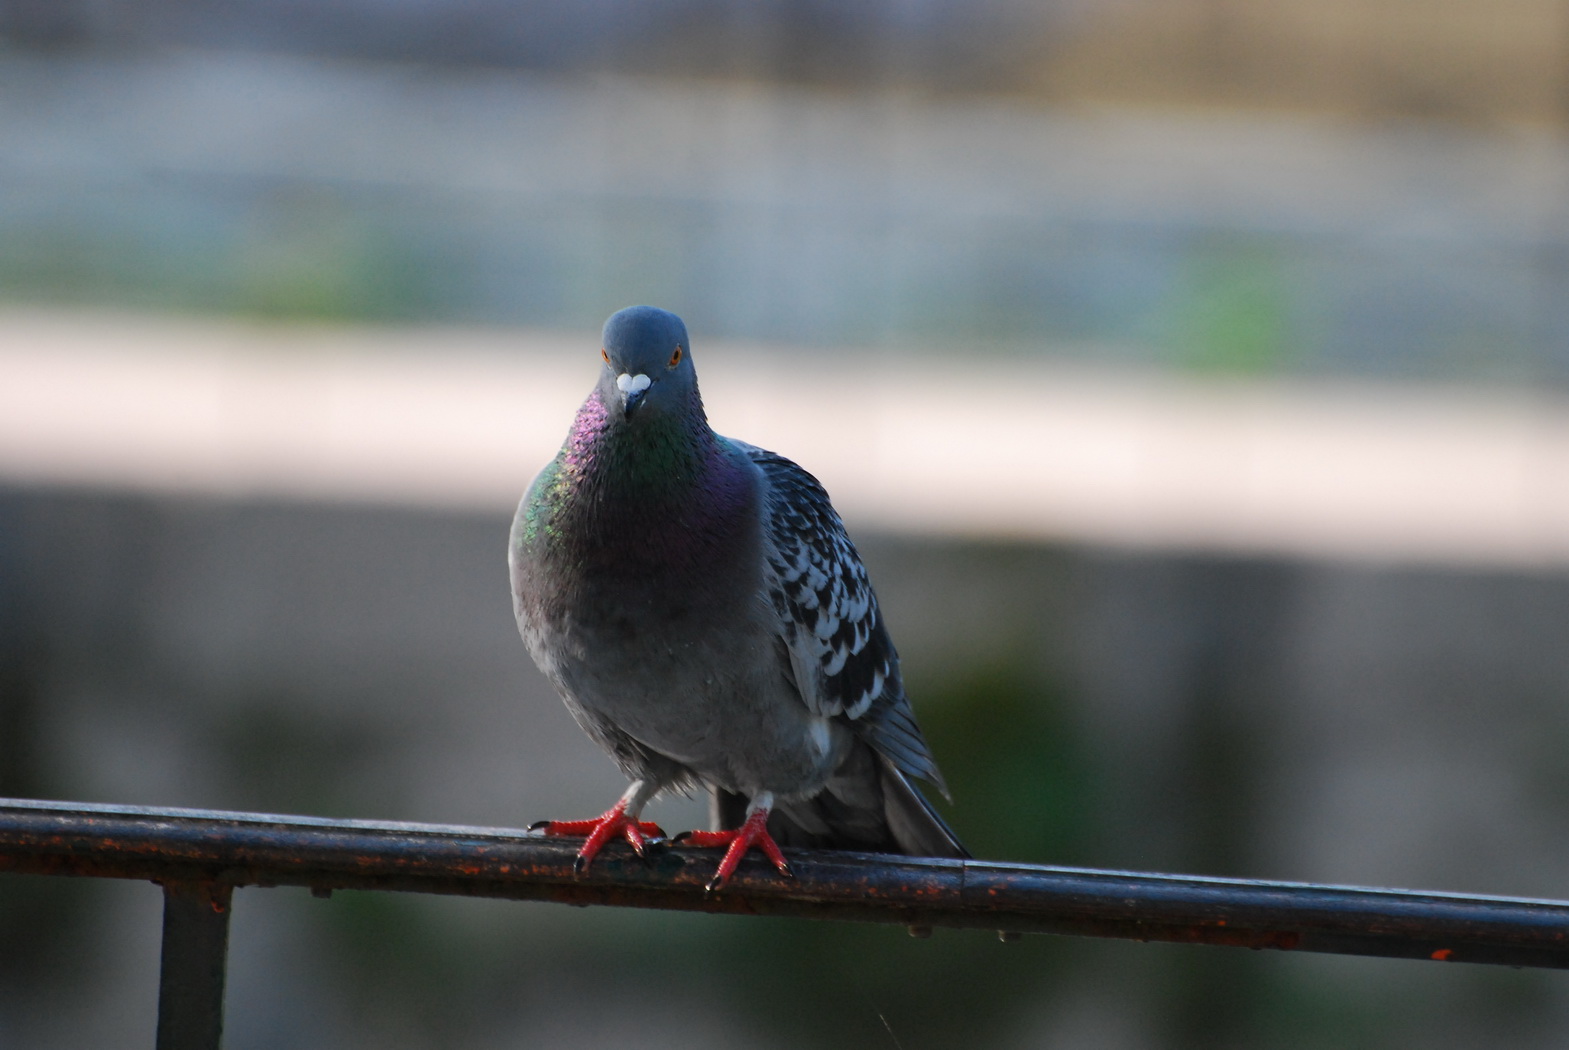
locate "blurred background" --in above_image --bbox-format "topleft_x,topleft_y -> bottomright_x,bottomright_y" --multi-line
4,1 -> 1569,1047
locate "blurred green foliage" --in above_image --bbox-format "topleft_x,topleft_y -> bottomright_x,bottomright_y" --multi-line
1172,242 -> 1293,376
917,660 -> 1092,866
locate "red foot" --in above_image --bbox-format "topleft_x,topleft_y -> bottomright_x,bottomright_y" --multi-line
530,801 -> 665,873
677,808 -> 792,892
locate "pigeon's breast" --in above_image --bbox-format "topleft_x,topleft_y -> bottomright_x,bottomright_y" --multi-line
516,507 -> 844,792
552,583 -> 849,797
512,438 -> 847,794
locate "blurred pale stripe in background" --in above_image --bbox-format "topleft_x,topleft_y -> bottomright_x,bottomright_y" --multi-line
6,308 -> 1569,566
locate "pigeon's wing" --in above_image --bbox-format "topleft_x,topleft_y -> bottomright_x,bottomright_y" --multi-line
735,440 -> 948,795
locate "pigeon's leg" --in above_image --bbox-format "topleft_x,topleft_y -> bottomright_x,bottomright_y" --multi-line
675,791 -> 792,892
530,779 -> 665,874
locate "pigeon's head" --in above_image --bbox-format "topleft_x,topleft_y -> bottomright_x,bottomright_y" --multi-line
598,306 -> 697,421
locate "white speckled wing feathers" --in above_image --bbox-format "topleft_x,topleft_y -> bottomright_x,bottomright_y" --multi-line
734,439 -> 948,794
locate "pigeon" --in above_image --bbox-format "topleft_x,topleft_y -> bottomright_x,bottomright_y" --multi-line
510,305 -> 967,891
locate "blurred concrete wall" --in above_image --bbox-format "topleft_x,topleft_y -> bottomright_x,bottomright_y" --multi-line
3,486 -> 1568,1048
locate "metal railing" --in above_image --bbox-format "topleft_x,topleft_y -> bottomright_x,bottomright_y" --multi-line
4,797 -> 1569,1049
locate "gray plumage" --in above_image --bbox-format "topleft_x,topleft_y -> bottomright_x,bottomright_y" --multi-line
510,305 -> 966,865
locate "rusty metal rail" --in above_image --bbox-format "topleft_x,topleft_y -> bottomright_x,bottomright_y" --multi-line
4,797 -> 1569,1047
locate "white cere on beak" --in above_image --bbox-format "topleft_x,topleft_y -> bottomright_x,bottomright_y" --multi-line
616,373 -> 652,397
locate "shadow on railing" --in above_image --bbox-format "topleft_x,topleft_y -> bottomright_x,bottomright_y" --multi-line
4,797 -> 1568,1049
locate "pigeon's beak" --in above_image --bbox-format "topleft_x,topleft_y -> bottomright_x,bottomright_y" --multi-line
616,372 -> 652,418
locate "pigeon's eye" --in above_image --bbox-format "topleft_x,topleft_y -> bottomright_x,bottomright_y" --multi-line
668,346 -> 683,369
601,348 -> 610,365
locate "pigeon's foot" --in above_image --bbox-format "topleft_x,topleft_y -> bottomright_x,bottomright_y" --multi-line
530,801 -> 665,874
676,807 -> 793,892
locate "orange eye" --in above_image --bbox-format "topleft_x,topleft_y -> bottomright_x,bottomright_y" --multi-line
668,345 -> 683,368
601,348 -> 610,365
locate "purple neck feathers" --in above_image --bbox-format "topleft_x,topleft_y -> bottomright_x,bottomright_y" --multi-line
550,387 -> 755,570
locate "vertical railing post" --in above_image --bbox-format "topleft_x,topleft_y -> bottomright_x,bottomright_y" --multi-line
155,880 -> 233,1050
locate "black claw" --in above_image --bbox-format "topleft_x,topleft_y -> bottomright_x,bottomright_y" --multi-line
704,875 -> 724,894
572,854 -> 590,877
671,831 -> 693,844
527,820 -> 551,832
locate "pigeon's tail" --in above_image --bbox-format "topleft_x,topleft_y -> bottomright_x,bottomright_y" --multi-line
875,755 -> 970,859
709,742 -> 970,860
